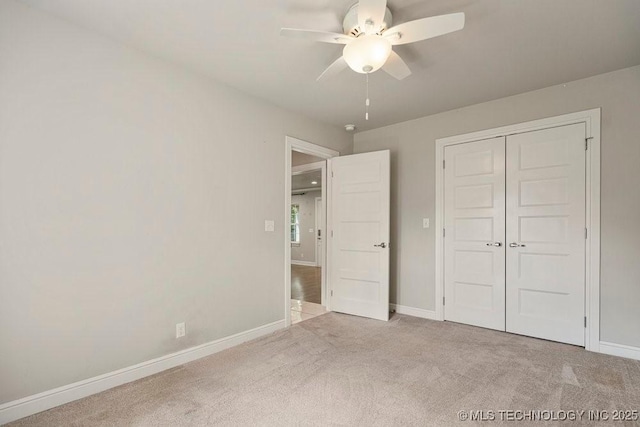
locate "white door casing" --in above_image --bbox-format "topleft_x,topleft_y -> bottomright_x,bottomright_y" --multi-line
285,136 -> 339,326
505,123 -> 586,346
329,150 -> 390,321
444,137 -> 506,331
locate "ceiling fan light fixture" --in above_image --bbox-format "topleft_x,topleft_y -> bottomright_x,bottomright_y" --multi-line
343,35 -> 392,74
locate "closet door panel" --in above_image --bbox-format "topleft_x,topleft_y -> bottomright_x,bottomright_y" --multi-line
444,137 -> 506,331
505,123 -> 586,346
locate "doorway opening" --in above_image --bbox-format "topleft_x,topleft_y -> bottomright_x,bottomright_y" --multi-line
291,164 -> 324,322
285,137 -> 339,327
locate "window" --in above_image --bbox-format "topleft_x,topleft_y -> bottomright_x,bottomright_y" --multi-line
291,204 -> 300,244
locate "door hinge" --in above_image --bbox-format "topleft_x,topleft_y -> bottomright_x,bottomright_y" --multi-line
331,171 -> 334,178
584,316 -> 587,328
585,228 -> 588,239
585,137 -> 593,150
331,230 -> 333,238
443,160 -> 446,169
443,296 -> 446,306
331,290 -> 333,297
443,228 -> 446,238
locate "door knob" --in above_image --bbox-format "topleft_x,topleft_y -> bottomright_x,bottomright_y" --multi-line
486,242 -> 502,247
509,242 -> 526,248
374,242 -> 387,249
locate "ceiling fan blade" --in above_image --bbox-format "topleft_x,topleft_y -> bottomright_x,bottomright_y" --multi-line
384,13 -> 465,45
382,50 -> 411,80
280,28 -> 353,44
317,56 -> 348,81
358,0 -> 388,34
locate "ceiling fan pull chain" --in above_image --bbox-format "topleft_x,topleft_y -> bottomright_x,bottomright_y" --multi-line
365,72 -> 370,121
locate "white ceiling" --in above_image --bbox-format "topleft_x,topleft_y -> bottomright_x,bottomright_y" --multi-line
21,0 -> 640,131
292,170 -> 322,191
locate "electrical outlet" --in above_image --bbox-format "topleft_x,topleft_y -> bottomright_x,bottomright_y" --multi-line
423,218 -> 430,229
176,322 -> 186,338
264,220 -> 275,232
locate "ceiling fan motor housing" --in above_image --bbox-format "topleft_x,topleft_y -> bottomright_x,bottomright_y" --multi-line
343,3 -> 393,37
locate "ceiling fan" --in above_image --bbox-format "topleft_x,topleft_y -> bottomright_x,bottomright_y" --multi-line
280,0 -> 465,81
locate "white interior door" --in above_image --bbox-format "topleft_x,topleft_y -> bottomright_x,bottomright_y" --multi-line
505,123 -> 586,346
329,150 -> 390,321
444,137 -> 506,330
315,197 -> 323,267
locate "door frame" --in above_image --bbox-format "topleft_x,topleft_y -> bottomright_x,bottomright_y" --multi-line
315,196 -> 323,267
434,109 -> 601,351
285,136 -> 339,327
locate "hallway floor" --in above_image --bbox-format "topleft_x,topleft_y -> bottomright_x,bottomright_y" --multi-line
291,264 -> 321,304
291,299 -> 327,324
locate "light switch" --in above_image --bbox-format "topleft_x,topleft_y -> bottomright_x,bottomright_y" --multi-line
423,218 -> 430,229
265,220 -> 275,232
309,228 -> 314,233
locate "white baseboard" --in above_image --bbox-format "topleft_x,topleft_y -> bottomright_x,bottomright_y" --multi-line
390,304 -> 439,321
0,319 -> 286,425
291,260 -> 317,267
599,341 -> 640,361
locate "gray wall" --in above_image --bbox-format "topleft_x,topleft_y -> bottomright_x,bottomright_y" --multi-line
354,65 -> 640,349
291,192 -> 321,263
0,1 -> 352,404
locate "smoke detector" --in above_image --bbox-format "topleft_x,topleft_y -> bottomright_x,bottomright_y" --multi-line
345,124 -> 356,132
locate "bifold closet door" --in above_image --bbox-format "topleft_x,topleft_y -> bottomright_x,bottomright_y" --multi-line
505,123 -> 586,346
444,137 -> 506,331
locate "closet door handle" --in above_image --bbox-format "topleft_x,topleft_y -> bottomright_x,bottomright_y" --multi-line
486,242 -> 502,247
509,242 -> 526,248
374,242 -> 387,249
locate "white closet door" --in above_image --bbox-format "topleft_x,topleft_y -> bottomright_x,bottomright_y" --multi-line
444,137 -> 506,331
505,123 -> 586,346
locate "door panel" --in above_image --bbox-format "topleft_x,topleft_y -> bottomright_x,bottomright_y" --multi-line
505,123 -> 586,346
444,137 -> 506,331
329,150 -> 390,321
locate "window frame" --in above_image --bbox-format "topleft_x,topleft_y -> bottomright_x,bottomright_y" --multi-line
290,203 -> 300,246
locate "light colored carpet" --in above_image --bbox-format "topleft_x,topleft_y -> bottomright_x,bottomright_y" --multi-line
10,313 -> 640,426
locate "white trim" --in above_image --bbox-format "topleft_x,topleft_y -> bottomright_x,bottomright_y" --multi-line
435,109 -> 601,351
288,137 -> 339,160
325,157 -> 334,312
390,304 -> 438,320
291,260 -> 317,267
0,320 -> 285,425
599,341 -> 640,361
586,112 -> 601,353
285,136 -> 338,326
